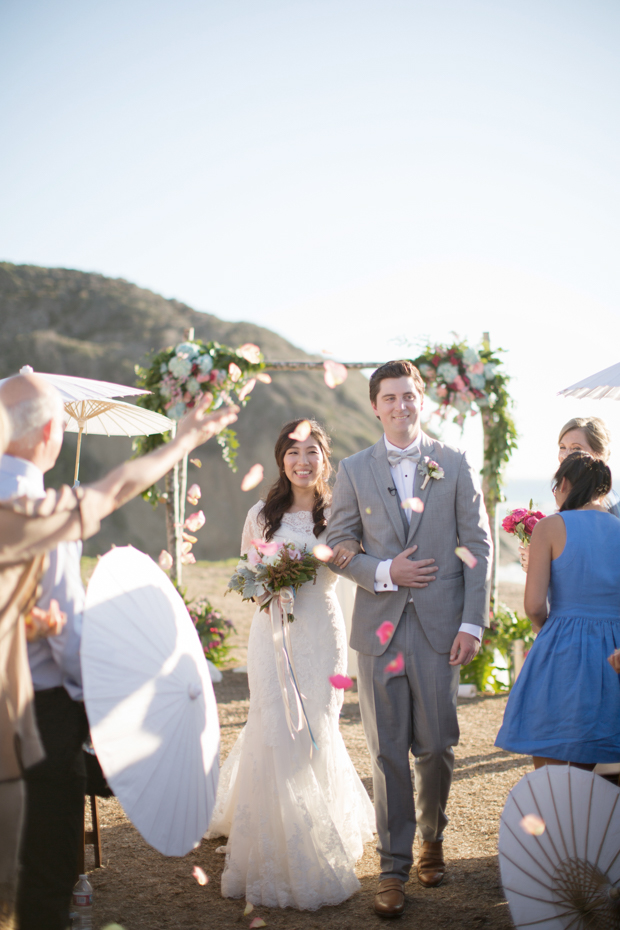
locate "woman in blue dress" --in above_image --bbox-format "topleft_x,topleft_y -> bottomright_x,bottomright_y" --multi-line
496,451 -> 620,768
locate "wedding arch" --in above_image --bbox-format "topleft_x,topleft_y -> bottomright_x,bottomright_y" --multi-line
133,330 -> 517,600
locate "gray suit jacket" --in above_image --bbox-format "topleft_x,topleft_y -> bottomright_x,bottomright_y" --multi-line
327,433 -> 492,656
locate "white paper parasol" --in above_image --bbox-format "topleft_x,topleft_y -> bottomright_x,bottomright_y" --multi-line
499,765 -> 620,929
559,361 -> 620,401
81,546 -> 220,857
11,369 -> 150,403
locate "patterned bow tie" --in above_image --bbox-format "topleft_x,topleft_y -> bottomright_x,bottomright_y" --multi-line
387,447 -> 421,468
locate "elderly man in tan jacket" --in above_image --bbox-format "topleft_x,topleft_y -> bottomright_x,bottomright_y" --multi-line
0,373 -> 238,929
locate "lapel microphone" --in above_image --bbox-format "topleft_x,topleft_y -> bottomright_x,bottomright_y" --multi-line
387,487 -> 397,496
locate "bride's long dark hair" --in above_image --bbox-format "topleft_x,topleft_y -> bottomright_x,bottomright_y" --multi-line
262,419 -> 333,541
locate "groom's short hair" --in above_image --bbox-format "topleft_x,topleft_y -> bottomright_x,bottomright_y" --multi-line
369,360 -> 425,405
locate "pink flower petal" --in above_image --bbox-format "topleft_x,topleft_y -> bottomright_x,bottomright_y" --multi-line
323,360 -> 348,388
190,458 -> 202,468
181,541 -> 193,555
247,547 -> 262,566
228,362 -> 242,382
376,621 -> 395,645
181,552 -> 196,565
237,343 -> 262,364
251,539 -> 280,556
187,483 -> 201,505
185,510 -> 206,532
385,652 -> 405,675
238,379 -> 256,400
329,674 -> 353,689
520,814 -> 545,836
455,547 -> 478,569
192,866 -> 208,885
401,497 -> 424,513
288,420 -> 312,442
256,372 -> 272,384
249,920 -> 266,929
241,464 -> 264,492
244,902 -> 254,916
313,544 -> 333,562
158,550 -> 173,571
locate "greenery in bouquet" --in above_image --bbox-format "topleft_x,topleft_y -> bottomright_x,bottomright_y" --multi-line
411,337 -> 518,507
227,541 -> 322,621
133,338 -> 270,503
460,602 -> 536,693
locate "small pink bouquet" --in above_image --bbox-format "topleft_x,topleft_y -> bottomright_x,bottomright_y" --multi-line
502,500 -> 546,546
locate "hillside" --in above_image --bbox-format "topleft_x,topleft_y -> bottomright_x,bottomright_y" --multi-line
0,262 -> 383,558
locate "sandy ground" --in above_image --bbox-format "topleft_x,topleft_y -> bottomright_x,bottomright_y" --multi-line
82,560 -> 530,930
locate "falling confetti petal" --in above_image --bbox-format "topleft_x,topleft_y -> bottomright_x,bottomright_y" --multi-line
158,550 -> 173,571
237,343 -> 262,364
256,372 -> 272,384
385,652 -> 405,675
520,814 -> 546,836
376,621 -> 395,645
215,845 -> 227,854
181,541 -> 193,556
251,539 -> 280,556
249,920 -> 267,929
329,674 -> 353,690
190,458 -> 202,468
244,903 -> 254,916
313,544 -> 333,562
192,866 -> 209,885
185,510 -> 206,532
241,464 -> 265,491
238,379 -> 256,400
181,552 -> 196,565
455,547 -> 478,569
365,507 -> 372,514
183,532 -> 198,544
288,420 -> 312,442
323,360 -> 348,388
187,484 -> 201,505
401,497 -> 424,513
228,362 -> 242,382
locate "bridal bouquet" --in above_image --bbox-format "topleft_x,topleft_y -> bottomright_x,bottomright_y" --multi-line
502,500 -> 546,546
227,541 -> 321,622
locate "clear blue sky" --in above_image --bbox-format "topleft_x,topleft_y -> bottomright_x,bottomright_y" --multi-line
1,0 -> 620,480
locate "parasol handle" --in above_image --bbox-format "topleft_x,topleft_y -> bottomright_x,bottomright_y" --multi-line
73,424 -> 84,487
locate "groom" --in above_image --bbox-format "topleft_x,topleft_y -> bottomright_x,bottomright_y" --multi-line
327,359 -> 492,918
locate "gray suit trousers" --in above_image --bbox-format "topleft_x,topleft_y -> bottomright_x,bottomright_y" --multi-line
357,603 -> 460,881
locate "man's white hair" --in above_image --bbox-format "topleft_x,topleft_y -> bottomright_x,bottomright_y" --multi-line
7,391 -> 64,442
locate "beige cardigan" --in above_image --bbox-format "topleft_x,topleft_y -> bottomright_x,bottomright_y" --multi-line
0,486 -> 101,780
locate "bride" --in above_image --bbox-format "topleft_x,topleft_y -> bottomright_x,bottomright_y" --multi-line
208,419 -> 375,909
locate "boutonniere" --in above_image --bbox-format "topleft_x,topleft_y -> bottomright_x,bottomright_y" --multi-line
418,457 -> 445,490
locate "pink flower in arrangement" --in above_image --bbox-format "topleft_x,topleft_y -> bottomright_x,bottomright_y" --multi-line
196,373 -> 211,384
252,539 -> 281,556
376,621 -> 395,645
436,384 -> 448,398
523,512 -> 545,534
452,375 -> 466,392
385,652 -> 404,675
247,547 -> 263,566
228,362 -> 242,382
329,674 -> 353,690
288,548 -> 303,560
185,510 -> 206,532
469,361 -> 484,375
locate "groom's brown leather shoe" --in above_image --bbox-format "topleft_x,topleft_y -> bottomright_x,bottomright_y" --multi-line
417,841 -> 446,887
374,879 -> 406,917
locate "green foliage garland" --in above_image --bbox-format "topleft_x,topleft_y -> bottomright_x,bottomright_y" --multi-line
459,602 -> 535,692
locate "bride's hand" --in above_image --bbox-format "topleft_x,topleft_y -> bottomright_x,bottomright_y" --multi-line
330,541 -> 360,569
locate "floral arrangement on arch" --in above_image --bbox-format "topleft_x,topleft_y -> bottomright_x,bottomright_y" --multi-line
414,342 -> 499,427
133,338 -> 270,492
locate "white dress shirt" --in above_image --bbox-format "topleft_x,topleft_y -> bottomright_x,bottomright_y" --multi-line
0,454 -> 85,699
373,436 -> 482,642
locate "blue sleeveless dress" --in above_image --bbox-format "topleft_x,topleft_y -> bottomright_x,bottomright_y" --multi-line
495,510 -> 620,763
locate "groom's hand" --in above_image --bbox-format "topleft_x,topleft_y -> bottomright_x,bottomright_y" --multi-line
449,632 -> 480,666
389,546 -> 437,588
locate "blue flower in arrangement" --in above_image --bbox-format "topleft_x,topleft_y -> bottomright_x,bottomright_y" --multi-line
198,354 -> 214,374
462,347 -> 481,367
436,360 -> 459,383
160,362 -> 169,374
168,356 -> 192,379
484,362 -> 499,380
175,341 -> 201,359
167,401 -> 187,420
186,376 -> 202,396
468,372 -> 486,390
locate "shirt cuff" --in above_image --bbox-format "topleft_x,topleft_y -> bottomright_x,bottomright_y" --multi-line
459,623 -> 483,641
374,559 -> 398,592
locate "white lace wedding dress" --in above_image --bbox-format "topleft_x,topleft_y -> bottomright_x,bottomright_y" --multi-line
207,502 -> 375,909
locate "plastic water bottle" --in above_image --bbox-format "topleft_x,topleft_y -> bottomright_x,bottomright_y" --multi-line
71,874 -> 93,929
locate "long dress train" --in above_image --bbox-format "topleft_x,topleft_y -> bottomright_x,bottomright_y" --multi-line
207,503 -> 375,910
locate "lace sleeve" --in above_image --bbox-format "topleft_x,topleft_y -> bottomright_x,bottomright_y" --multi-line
240,502 -> 266,555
